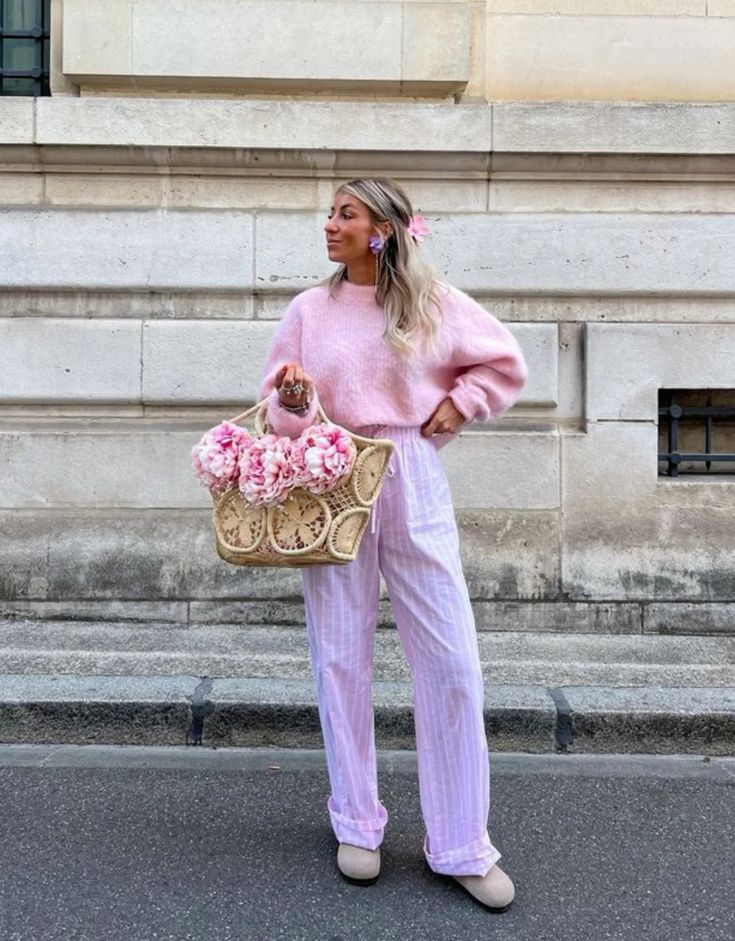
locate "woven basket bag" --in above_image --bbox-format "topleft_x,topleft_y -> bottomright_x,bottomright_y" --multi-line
211,400 -> 394,567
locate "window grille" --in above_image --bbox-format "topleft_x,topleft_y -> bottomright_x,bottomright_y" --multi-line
0,0 -> 50,96
658,390 -> 735,477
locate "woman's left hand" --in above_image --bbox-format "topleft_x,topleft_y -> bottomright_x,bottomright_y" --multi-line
421,397 -> 465,438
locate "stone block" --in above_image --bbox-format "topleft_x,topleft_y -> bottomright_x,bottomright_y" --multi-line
561,422 -> 658,516
0,319 -> 141,403
511,323 -> 557,406
0,98 -> 34,144
493,102 -> 735,154
142,320 -> 275,404
132,0 -> 402,84
425,213 -> 735,295
474,601 -> 642,634
163,177 -> 319,211
709,0 -> 735,13
402,2 -> 469,84
644,603 -> 735,635
586,323 -> 735,420
442,431 -> 559,509
0,426 -> 209,508
486,15 -> 735,102
0,173 -> 43,206
62,0 -> 132,76
0,600 -> 188,624
36,98 -> 493,152
45,174 -> 164,208
488,180 -> 735,214
562,424 -> 735,600
0,209 -> 253,290
457,509 -> 561,600
60,0 -> 468,95
486,1 -> 703,12
0,509 -> 304,601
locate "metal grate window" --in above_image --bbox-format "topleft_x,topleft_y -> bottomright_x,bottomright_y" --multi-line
0,0 -> 50,96
658,389 -> 735,477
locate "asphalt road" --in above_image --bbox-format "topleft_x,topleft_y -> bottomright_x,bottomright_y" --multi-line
0,747 -> 733,941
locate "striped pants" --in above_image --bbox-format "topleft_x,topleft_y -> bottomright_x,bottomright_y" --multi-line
302,426 -> 501,877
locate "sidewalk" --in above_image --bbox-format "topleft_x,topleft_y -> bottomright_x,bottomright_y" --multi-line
1,617 -> 734,754
1,747 -> 733,941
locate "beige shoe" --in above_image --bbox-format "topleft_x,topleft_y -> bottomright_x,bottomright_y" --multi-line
452,864 -> 515,912
337,843 -> 381,885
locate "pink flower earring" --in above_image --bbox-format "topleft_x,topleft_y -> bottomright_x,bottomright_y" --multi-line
368,234 -> 386,254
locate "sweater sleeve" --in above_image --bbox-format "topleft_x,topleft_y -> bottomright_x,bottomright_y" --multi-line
445,289 -> 528,423
259,298 -> 320,437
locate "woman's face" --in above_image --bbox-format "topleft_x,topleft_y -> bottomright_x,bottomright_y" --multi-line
324,192 -> 378,266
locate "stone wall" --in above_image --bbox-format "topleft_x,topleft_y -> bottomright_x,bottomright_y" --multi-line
1,3 -> 734,631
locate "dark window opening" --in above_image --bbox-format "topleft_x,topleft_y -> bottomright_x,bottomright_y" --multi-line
658,389 -> 735,477
0,0 -> 50,96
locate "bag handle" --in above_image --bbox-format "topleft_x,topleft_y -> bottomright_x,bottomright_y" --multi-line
229,397 -> 328,435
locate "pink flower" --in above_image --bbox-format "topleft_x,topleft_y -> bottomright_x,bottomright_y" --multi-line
407,214 -> 430,243
298,423 -> 356,494
238,435 -> 294,507
191,421 -> 251,492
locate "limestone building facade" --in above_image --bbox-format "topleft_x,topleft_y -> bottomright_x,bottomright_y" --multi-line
1,0 -> 734,635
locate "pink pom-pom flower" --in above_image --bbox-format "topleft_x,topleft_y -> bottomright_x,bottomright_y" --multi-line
191,421 -> 251,493
298,423 -> 356,494
407,214 -> 430,243
238,434 -> 296,507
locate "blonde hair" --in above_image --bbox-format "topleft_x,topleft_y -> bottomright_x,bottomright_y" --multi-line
326,178 -> 442,355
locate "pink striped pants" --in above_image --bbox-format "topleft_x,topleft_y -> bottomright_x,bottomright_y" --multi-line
302,425 -> 501,877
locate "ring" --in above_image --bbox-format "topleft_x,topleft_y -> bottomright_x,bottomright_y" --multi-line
282,382 -> 305,395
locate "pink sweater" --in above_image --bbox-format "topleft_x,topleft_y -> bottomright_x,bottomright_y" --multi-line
259,280 -> 527,444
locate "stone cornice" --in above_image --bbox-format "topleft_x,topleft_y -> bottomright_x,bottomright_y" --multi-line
2,99 -> 735,159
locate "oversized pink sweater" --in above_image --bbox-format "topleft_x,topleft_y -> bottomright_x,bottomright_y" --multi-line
259,280 -> 527,444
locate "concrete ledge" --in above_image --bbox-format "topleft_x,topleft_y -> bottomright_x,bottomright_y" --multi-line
493,102 -> 735,154
0,674 -> 732,753
560,686 -> 735,756
36,98 -> 493,152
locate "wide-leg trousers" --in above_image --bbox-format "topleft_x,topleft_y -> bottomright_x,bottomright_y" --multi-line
302,425 -> 501,877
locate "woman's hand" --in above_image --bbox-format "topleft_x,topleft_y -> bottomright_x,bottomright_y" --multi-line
275,362 -> 314,409
421,397 -> 465,438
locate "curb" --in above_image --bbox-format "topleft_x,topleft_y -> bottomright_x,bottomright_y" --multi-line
1,675 -> 734,754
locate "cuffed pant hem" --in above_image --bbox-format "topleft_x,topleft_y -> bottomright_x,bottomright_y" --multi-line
328,796 -> 388,851
423,834 -> 502,877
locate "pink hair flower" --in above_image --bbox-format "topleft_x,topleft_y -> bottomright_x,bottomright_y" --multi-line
407,214 -> 430,243
191,421 -> 251,493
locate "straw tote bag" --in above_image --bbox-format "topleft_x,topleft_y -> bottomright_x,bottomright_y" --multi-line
203,399 -> 394,567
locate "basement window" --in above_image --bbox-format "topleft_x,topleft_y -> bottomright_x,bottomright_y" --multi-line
0,0 -> 50,96
658,390 -> 735,477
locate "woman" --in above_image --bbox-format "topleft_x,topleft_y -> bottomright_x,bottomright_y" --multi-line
259,178 -> 527,912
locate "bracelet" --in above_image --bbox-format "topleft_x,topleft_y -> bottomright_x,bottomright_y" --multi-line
280,398 -> 311,415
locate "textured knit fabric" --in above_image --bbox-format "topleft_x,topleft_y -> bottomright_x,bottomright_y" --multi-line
303,426 -> 501,876
259,279 -> 527,439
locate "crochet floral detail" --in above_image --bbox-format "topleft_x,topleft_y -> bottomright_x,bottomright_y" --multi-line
192,420 -> 356,507
407,214 -> 430,243
191,421 -> 252,493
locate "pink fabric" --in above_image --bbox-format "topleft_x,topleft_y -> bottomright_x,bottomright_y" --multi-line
302,426 -> 502,877
260,280 -> 527,441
